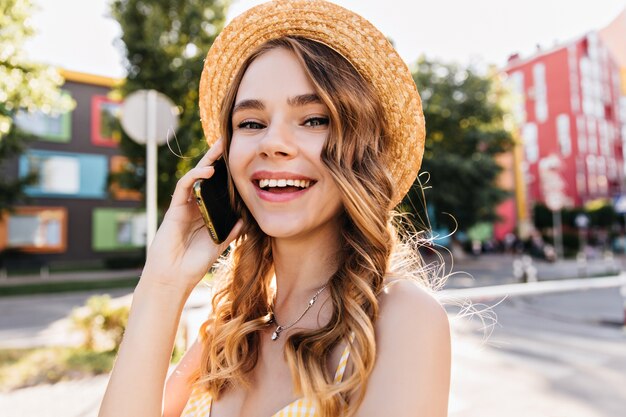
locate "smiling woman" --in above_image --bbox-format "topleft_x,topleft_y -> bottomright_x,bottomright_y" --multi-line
97,2 -> 450,417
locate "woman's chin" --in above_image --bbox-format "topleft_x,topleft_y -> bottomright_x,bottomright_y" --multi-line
256,222 -> 303,239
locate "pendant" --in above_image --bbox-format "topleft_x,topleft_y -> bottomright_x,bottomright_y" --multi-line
271,325 -> 283,341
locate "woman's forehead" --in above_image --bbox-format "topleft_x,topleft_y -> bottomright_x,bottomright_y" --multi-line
235,48 -> 317,103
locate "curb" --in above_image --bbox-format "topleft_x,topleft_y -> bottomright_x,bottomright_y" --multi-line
437,273 -> 626,302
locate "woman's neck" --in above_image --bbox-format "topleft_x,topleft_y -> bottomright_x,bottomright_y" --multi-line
270,220 -> 341,310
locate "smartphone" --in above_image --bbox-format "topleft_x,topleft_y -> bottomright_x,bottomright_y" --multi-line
192,158 -> 239,244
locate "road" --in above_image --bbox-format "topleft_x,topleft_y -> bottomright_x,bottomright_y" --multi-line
447,287 -> 625,417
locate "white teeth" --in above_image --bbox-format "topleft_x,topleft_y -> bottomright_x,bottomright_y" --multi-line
257,178 -> 313,189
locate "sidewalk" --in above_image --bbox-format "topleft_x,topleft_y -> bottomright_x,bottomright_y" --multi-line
441,252 -> 624,288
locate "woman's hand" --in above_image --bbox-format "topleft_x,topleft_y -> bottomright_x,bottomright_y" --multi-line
140,138 -> 242,293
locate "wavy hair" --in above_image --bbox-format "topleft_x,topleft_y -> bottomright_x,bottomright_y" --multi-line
195,37 -> 433,417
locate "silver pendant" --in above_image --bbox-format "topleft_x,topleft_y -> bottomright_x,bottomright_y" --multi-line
271,325 -> 283,341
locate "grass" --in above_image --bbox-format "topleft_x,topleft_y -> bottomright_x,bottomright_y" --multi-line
0,347 -> 117,392
0,277 -> 140,297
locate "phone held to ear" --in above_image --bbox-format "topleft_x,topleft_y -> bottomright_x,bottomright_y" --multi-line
192,158 -> 239,244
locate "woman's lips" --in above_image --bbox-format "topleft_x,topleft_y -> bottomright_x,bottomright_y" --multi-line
253,180 -> 314,202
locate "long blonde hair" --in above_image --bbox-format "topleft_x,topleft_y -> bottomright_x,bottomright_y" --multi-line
196,37 -> 433,417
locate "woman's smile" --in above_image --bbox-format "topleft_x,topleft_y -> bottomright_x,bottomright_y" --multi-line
251,170 -> 317,202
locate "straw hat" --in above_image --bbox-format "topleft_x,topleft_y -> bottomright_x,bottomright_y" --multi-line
199,0 -> 425,205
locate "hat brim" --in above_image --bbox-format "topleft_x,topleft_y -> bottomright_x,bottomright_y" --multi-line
199,0 -> 425,206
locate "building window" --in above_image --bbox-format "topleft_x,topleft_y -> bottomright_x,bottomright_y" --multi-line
556,114 -> 571,157
92,208 -> 146,251
19,150 -> 108,199
522,123 -> 538,163
576,158 -> 586,196
579,43 -> 605,119
587,155 -> 597,195
508,71 -> 526,123
597,156 -> 608,195
532,63 -> 548,123
109,156 -> 142,201
587,117 -> 597,154
13,92 -> 72,142
92,96 -> 122,147
576,116 -> 587,154
598,120 -> 610,156
608,157 -> 618,180
568,45 -> 580,113
0,207 -> 67,253
27,154 -> 80,194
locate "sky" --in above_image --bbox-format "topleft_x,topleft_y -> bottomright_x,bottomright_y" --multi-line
23,0 -> 626,79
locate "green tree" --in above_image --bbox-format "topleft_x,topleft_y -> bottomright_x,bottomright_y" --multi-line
109,0 -> 230,210
405,58 -> 515,234
0,0 -> 74,214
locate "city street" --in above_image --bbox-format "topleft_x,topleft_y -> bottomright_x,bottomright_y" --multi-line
1,256 -> 625,416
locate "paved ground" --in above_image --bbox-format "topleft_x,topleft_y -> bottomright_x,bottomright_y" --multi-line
447,288 -> 625,417
1,255 -> 625,417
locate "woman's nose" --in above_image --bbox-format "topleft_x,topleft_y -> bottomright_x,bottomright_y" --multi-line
257,120 -> 298,159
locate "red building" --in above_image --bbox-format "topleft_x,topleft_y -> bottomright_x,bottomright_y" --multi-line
498,32 -> 624,239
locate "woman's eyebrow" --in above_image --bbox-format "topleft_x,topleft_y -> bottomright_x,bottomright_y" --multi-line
233,99 -> 264,114
287,93 -> 322,107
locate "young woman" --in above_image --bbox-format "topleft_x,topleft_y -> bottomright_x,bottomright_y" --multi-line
99,1 -> 450,417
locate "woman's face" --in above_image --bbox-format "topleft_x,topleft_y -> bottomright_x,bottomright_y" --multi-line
228,47 -> 343,240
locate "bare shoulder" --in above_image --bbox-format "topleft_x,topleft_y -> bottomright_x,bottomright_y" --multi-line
355,279 -> 451,417
378,278 -> 449,331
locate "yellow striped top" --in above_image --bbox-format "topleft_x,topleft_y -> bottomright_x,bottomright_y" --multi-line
181,342 -> 351,417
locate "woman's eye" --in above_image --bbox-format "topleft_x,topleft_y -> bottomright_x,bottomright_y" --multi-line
304,117 -> 329,127
238,120 -> 265,129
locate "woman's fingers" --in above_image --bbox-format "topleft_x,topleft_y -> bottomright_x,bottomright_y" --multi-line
170,165 -> 214,207
195,137 -> 225,168
170,138 -> 225,208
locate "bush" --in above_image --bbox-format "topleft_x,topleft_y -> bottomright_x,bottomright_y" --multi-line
0,347 -> 116,391
1,294 -> 187,391
70,295 -> 129,352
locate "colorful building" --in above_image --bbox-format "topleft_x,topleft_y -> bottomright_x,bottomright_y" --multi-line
496,29 -> 625,240
0,70 -> 146,273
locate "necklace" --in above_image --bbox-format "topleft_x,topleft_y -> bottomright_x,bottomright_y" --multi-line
268,282 -> 329,341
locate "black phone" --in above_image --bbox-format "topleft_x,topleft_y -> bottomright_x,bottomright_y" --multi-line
192,158 -> 239,244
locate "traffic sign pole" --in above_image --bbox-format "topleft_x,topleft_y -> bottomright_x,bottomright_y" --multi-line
119,89 -> 179,255
146,90 -> 157,250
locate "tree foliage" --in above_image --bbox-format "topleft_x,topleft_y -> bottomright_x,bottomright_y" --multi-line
0,0 -> 75,213
109,0 -> 230,210
404,58 -> 515,233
